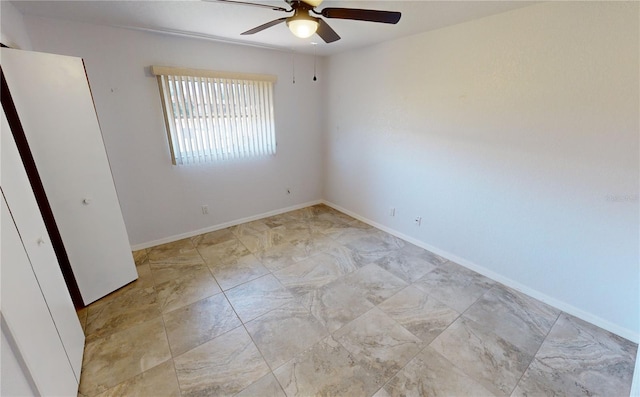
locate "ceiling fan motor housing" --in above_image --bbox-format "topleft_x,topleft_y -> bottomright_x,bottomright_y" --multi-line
287,0 -> 322,8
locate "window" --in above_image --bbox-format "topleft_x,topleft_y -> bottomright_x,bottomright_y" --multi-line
152,66 -> 276,165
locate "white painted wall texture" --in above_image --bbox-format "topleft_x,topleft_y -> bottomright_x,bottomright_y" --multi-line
23,16 -> 324,247
0,0 -> 32,49
324,2 -> 639,340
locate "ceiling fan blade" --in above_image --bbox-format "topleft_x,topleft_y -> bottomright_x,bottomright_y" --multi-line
316,19 -> 340,43
241,17 -> 288,35
320,8 -> 401,24
203,0 -> 289,12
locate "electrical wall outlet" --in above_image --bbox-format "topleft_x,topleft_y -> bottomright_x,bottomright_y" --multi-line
389,207 -> 396,216
414,216 -> 422,226
202,205 -> 209,215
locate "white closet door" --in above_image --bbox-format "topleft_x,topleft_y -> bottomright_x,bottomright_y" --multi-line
1,48 -> 137,304
1,324 -> 38,396
1,197 -> 78,396
1,109 -> 85,380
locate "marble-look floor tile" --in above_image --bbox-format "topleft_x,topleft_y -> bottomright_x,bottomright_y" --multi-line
283,208 -> 309,220
413,261 -> 495,312
342,263 -> 407,305
262,212 -> 297,228
149,262 -> 208,286
235,372 -> 286,397
155,268 -> 221,313
402,244 -> 448,266
271,221 -> 313,243
245,302 -> 328,369
325,221 -> 380,245
207,254 -> 269,291
430,316 -> 532,396
527,313 -> 638,397
334,307 -> 423,386
148,251 -> 204,267
76,207 -> 637,397
375,232 -> 408,250
512,357 -> 595,397
291,205 -> 332,219
190,228 -> 235,247
79,317 -> 171,396
197,238 -> 251,266
85,285 -> 161,342
303,280 -> 375,333
225,274 -> 296,322
306,217 -> 349,235
174,326 -> 270,397
323,245 -> 360,270
372,388 -> 392,397
237,229 -> 289,253
316,207 -> 355,224
321,219 -> 375,242
312,218 -> 352,237
375,251 -> 437,283
274,251 -> 357,296
274,336 -> 379,397
383,346 -> 496,397
278,214 -> 313,226
132,249 -> 148,266
464,285 -> 560,355
345,235 -> 399,264
93,360 -> 180,397
377,285 -> 459,343
163,294 -> 241,356
255,242 -> 309,272
147,238 -> 202,265
290,232 -> 343,257
231,219 -> 270,237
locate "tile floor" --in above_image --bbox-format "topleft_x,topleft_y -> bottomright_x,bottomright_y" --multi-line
76,204 -> 638,397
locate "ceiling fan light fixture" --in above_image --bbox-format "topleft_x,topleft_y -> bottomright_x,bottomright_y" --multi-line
286,15 -> 318,39
220,0 -> 400,44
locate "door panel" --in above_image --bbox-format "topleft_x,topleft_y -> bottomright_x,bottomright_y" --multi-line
1,109 -> 85,380
1,48 -> 137,304
1,197 -> 78,396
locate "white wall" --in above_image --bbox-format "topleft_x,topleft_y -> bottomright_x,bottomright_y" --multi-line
23,16 -> 324,247
15,2 -> 639,341
0,1 -> 32,49
324,2 -> 639,340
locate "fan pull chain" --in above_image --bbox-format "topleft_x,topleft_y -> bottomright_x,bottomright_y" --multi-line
292,52 -> 296,84
313,43 -> 317,81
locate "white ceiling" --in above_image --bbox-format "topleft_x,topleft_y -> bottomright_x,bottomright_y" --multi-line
12,0 -> 537,56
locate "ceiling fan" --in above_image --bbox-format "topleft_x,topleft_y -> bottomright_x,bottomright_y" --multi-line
205,0 -> 401,43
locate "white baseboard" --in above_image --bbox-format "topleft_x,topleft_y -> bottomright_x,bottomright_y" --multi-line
632,357 -> 640,397
322,200 -> 640,344
130,199 -> 323,251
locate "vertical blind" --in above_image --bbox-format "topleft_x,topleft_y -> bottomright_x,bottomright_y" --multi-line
152,66 -> 277,165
